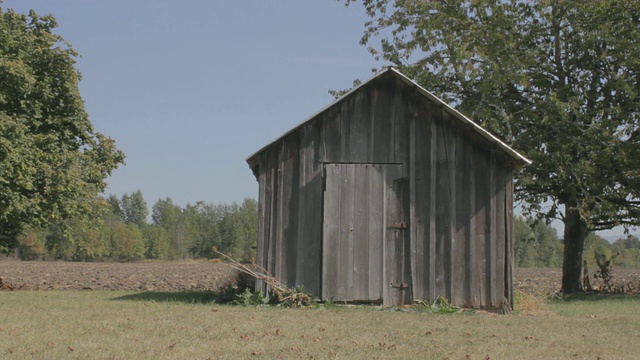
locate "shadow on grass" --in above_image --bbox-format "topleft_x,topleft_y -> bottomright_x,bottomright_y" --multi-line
110,291 -> 234,304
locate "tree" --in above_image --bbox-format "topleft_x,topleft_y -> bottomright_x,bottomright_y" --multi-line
514,217 -> 539,267
0,7 -> 125,250
611,235 -> 640,268
584,233 -> 615,268
141,225 -> 170,260
107,222 -> 145,262
16,228 -> 46,260
183,201 -> 221,259
106,194 -> 124,221
152,197 -> 191,259
514,217 -> 563,267
232,198 -> 258,262
121,190 -> 148,227
344,0 -> 640,292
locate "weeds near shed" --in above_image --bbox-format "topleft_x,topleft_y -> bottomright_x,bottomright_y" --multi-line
234,288 -> 272,306
213,247 -> 318,307
413,296 -> 461,314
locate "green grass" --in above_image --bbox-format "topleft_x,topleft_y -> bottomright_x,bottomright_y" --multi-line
551,293 -> 640,316
1,291 -> 639,359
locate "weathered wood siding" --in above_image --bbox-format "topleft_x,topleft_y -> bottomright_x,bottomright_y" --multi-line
248,71 -> 517,309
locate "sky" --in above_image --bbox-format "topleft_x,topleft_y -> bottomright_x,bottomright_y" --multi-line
3,0 -> 381,206
2,1 -> 630,239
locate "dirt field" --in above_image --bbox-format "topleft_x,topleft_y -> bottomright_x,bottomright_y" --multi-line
515,267 -> 640,295
0,260 -> 239,292
1,260 -> 640,295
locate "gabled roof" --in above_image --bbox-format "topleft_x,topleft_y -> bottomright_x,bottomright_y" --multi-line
247,67 -> 531,166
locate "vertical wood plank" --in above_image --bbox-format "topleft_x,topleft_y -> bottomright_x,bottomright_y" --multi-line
353,164 -> 370,300
382,164 -> 405,307
383,180 -> 399,307
306,126 -> 324,296
322,164 -> 340,299
444,114 -> 457,303
295,158 -> 307,288
267,152 -> 279,288
487,152 -> 497,307
434,112 -> 450,300
339,165 -> 356,300
296,123 -> 323,296
281,138 -> 300,288
466,132 -> 477,307
393,79 -> 409,175
255,157 -> 267,293
494,163 -> 507,308
408,113 -> 418,302
372,80 -> 394,163
368,164 -> 384,301
349,89 -> 372,162
321,108 -> 342,163
412,99 -> 433,301
274,143 -> 285,282
382,167 -> 391,306
452,124 -> 470,307
400,177 -> 412,306
428,108 -> 438,301
339,99 -> 352,162
504,170 -> 515,310
473,149 -> 489,307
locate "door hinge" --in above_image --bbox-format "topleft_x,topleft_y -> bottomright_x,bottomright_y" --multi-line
390,282 -> 409,289
389,222 -> 408,229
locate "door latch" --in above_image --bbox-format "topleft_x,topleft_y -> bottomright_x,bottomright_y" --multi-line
389,282 -> 409,289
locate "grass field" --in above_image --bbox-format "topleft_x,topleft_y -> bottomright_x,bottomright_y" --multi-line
1,290 -> 639,359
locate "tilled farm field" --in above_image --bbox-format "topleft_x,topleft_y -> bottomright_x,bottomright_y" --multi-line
0,260 -> 238,292
1,260 -> 640,295
516,267 -> 640,295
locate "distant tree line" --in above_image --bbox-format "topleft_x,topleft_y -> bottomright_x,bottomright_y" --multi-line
15,201 -> 640,268
514,217 -> 640,269
15,190 -> 258,263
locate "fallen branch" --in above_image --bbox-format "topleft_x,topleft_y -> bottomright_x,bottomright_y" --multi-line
212,247 -> 316,307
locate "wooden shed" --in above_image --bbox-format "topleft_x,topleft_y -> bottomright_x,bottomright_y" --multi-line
246,67 -> 530,310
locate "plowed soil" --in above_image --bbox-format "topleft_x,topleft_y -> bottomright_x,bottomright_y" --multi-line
0,260 -> 239,292
1,260 -> 640,295
515,267 -> 640,295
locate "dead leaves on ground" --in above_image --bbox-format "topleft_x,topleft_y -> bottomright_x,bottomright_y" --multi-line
0,277 -> 29,291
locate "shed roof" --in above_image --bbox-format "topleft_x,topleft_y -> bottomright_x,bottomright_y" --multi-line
247,67 -> 531,167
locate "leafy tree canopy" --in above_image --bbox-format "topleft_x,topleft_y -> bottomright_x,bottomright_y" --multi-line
0,6 -> 124,249
344,0 -> 640,292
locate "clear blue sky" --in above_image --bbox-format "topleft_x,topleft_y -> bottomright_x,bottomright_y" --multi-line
3,0 -> 381,206
2,1 -> 628,239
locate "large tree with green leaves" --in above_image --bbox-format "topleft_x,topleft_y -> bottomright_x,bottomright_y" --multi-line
344,0 -> 640,292
0,6 -> 124,250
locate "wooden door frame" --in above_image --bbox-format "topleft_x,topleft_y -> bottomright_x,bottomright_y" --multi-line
320,162 -> 406,304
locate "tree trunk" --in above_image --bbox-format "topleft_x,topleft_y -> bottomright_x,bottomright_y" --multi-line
562,204 -> 587,293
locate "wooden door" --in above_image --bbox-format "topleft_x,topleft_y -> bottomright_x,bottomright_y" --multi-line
322,163 -> 407,305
